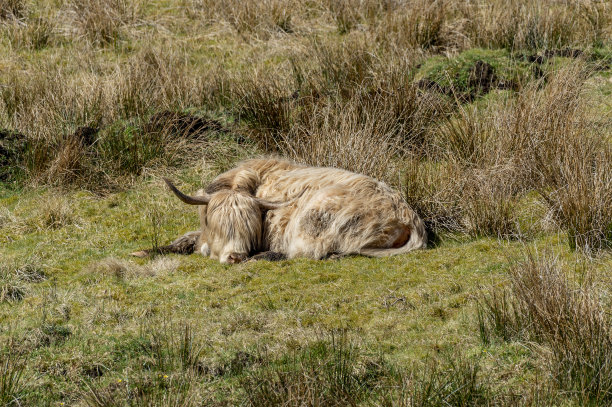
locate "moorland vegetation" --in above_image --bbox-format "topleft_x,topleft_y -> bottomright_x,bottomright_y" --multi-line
1,0 -> 611,405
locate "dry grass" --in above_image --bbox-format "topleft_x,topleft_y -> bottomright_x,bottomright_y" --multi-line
89,257 -> 181,279
215,0 -> 298,39
0,258 -> 45,303
479,252 -> 612,403
462,0 -> 611,50
540,139 -> 612,252
2,16 -> 54,50
0,0 -> 25,20
512,254 -> 612,402
375,0 -> 456,51
280,95 -> 406,184
400,62 -> 611,246
66,0 -> 143,46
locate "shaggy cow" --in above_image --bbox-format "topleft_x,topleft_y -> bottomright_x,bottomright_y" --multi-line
137,159 -> 427,264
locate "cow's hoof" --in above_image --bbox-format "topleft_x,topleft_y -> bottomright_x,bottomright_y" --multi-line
130,250 -> 149,258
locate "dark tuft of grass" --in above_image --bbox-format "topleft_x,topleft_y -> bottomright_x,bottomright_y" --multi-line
0,258 -> 46,303
240,331 -> 387,407
405,355 -> 489,407
0,0 -> 25,20
0,344 -> 27,407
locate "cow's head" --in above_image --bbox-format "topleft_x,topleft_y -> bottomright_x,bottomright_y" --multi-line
164,179 -> 288,264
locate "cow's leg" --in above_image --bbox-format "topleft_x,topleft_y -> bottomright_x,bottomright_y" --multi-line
131,231 -> 201,257
246,251 -> 287,262
325,252 -> 360,260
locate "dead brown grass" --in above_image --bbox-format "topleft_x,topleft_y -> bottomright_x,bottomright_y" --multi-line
280,95 -> 405,184
480,252 -> 612,403
403,62 -> 611,246
89,257 -> 180,279
2,16 -> 54,50
0,0 -> 25,20
66,0 -> 143,46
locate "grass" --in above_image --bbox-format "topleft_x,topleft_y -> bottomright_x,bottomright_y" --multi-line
2,182 -> 611,404
478,253 -> 612,404
0,345 -> 27,407
1,0 -> 612,404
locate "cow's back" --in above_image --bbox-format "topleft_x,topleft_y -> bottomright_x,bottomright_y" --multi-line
259,165 -> 423,258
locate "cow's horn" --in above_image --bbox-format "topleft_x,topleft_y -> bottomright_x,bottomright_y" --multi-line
255,198 -> 290,211
255,190 -> 305,211
164,178 -> 211,205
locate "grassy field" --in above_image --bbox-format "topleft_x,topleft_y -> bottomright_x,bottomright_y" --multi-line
1,0 -> 612,405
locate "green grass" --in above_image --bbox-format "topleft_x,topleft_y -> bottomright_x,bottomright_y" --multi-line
1,0 -> 611,404
2,177 -> 610,404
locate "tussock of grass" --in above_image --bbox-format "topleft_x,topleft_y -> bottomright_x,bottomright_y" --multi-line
82,323 -> 209,406
67,0 -> 143,46
479,252 -> 612,403
0,258 -> 45,303
2,16 -> 54,51
240,333 -> 382,406
0,344 -> 27,407
0,0 -> 25,20
241,333 -> 494,406
89,257 -> 180,279
216,0 -> 297,39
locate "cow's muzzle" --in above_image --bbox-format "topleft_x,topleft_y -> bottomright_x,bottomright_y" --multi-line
227,253 -> 247,264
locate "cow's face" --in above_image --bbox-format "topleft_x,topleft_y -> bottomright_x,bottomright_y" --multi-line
164,178 -> 292,264
205,190 -> 263,264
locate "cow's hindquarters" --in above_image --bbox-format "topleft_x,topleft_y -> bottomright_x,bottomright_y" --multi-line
268,185 -> 427,259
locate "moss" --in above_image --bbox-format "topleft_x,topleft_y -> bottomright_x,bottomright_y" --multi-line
416,48 -> 534,97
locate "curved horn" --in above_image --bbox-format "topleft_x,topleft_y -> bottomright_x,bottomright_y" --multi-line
255,190 -> 305,211
163,178 -> 211,205
255,198 -> 291,211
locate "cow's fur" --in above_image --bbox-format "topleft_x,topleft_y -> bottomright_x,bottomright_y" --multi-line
159,159 -> 427,263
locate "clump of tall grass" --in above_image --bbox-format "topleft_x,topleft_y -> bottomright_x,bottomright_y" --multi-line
2,16 -> 54,50
400,355 -> 490,407
539,139 -> 612,252
229,72 -> 296,143
326,0 -> 383,35
478,252 -> 612,404
241,335 -> 381,406
241,332 -> 493,406
513,63 -> 612,252
459,0 -> 611,50
280,95 -> 406,184
0,257 -> 46,303
0,258 -> 45,303
0,0 -> 25,20
0,344 -> 27,407
375,0 -> 455,51
211,0 -> 299,39
405,62 -> 610,246
0,45 -> 214,188
0,271 -> 25,303
67,0 -> 143,46
82,323 -> 205,406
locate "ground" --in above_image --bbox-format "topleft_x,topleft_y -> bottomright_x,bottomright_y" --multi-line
1,0 -> 612,405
